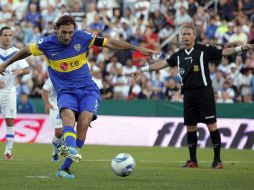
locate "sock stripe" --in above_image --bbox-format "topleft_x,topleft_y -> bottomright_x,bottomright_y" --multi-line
6,134 -> 14,138
63,132 -> 76,140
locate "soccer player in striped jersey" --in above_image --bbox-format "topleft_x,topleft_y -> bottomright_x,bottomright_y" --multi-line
0,26 -> 30,160
0,15 -> 158,178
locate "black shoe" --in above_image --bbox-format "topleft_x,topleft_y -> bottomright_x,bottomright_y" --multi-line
181,160 -> 198,168
211,161 -> 223,169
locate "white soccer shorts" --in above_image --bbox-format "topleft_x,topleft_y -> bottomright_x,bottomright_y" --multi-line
49,108 -> 62,129
0,92 -> 17,118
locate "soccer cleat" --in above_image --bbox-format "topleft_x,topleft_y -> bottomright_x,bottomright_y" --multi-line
58,144 -> 82,162
56,168 -> 75,179
181,160 -> 198,168
51,154 -> 60,162
211,161 -> 224,169
4,153 -> 13,160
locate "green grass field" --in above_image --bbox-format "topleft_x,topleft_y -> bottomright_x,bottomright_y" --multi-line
0,143 -> 253,190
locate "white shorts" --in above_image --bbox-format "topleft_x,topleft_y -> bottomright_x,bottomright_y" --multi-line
0,91 -> 17,118
49,109 -> 62,129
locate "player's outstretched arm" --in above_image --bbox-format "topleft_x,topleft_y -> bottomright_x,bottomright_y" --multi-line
104,39 -> 159,56
222,44 -> 254,56
0,46 -> 31,76
131,60 -> 168,79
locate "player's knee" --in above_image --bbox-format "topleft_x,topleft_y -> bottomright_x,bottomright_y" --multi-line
61,115 -> 75,126
5,118 -> 14,126
55,128 -> 62,138
207,123 -> 217,131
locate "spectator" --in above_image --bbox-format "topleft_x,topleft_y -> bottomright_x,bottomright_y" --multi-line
237,67 -> 253,102
212,70 -> 225,92
17,92 -> 36,113
69,1 -> 86,30
222,22 -> 235,44
25,3 -> 42,29
229,25 -> 248,44
100,78 -> 113,99
206,17 -> 218,39
174,5 -> 192,30
217,80 -> 236,103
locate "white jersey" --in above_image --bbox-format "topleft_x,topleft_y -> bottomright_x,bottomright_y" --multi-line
0,46 -> 29,92
42,78 -> 58,110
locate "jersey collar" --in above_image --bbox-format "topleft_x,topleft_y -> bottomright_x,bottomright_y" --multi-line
185,47 -> 194,55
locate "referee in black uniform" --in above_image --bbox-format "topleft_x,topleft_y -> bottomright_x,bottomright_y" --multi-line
132,24 -> 253,169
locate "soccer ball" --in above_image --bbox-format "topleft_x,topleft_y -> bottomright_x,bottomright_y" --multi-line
111,153 -> 136,177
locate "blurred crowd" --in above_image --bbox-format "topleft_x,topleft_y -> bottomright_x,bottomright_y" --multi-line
1,0 -> 254,107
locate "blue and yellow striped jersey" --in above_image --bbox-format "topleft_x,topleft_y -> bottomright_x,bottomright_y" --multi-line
29,30 -> 106,93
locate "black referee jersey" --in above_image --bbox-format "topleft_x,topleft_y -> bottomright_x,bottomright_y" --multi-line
166,44 -> 223,90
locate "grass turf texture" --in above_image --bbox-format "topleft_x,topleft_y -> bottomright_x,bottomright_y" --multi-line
0,143 -> 253,190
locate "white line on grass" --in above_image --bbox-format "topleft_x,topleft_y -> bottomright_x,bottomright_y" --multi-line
1,158 -> 253,164
25,176 -> 50,179
83,159 -> 254,164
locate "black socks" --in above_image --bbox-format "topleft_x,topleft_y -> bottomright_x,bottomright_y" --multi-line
187,131 -> 197,162
210,129 -> 222,162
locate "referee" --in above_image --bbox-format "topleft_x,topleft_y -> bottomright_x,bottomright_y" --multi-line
132,24 -> 253,169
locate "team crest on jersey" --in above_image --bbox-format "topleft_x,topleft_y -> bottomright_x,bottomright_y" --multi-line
60,62 -> 69,71
74,44 -> 81,52
38,38 -> 44,44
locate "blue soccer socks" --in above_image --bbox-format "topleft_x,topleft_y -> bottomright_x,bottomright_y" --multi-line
76,139 -> 85,151
63,126 -> 76,148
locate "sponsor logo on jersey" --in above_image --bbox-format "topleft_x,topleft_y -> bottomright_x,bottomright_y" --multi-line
74,44 -> 81,52
60,62 -> 69,71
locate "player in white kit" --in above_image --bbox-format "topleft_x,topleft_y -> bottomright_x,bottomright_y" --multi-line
42,78 -> 63,162
0,26 -> 30,160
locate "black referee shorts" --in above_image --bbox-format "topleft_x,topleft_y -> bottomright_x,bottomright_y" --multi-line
183,86 -> 217,126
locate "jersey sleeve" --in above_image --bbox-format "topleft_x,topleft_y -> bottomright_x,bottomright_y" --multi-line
29,42 -> 44,56
166,53 -> 178,67
43,78 -> 53,92
205,45 -> 223,62
81,30 -> 107,49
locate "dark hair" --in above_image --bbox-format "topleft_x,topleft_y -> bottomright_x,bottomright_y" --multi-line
54,15 -> 77,30
180,24 -> 196,35
0,26 -> 12,36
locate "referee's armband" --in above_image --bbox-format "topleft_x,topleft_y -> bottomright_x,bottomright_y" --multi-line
94,37 -> 107,47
